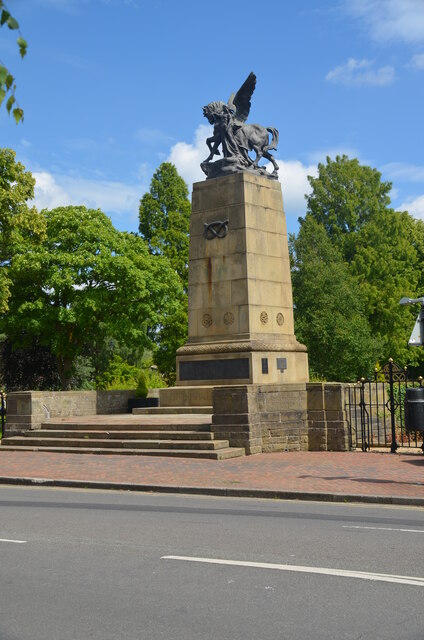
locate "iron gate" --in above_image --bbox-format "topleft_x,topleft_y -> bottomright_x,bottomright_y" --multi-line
347,359 -> 424,452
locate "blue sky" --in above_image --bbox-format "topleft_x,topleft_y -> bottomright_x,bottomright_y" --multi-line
1,0 -> 424,236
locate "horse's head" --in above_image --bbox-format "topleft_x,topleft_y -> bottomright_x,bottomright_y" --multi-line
203,101 -> 229,124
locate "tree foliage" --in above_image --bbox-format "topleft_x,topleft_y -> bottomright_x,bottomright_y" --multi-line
306,155 -> 392,258
0,2 -> 27,123
139,163 -> 190,380
2,205 -> 182,389
350,208 -> 421,365
292,155 -> 424,380
291,217 -> 380,381
0,148 -> 46,313
139,162 -> 190,289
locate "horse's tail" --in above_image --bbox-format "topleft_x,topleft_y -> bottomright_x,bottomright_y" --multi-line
264,127 -> 279,152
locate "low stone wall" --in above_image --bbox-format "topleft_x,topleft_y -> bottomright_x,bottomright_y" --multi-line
5,389 -> 135,435
212,384 -> 308,454
96,390 -> 135,415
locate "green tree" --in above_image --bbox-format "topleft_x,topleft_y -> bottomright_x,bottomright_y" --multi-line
306,155 -> 392,258
0,148 -> 46,313
299,155 -> 424,373
0,2 -> 27,123
153,297 -> 188,384
350,208 -> 421,365
139,163 -> 190,380
139,162 -> 190,289
290,217 -> 380,381
2,205 -> 182,389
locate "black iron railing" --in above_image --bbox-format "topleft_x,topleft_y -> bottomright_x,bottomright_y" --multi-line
346,359 -> 423,452
0,390 -> 6,438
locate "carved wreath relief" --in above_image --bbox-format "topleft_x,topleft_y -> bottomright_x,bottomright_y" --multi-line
202,314 -> 213,328
223,312 -> 234,325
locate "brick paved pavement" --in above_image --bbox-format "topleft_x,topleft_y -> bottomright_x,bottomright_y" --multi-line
0,449 -> 423,504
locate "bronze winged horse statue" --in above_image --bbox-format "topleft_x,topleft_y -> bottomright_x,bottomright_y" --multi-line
201,73 -> 279,179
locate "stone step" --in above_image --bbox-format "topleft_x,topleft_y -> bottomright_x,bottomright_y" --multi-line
132,406 -> 212,415
24,429 -> 215,441
1,436 -> 229,451
0,444 -> 245,460
40,421 -> 212,432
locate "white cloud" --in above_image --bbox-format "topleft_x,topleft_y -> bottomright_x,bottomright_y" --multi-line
326,58 -> 395,87
33,172 -> 74,210
167,125 -> 317,220
276,160 -> 317,218
167,124 -> 212,187
400,195 -> 424,219
408,53 -> 424,69
33,171 -> 146,227
382,162 -> 424,183
348,0 -> 424,44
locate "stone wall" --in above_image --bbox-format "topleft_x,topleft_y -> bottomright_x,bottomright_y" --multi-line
5,389 -> 135,435
96,390 -> 135,415
212,382 -> 351,454
212,383 -> 308,454
306,383 -> 351,451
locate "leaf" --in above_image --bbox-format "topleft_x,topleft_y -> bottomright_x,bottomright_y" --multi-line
17,37 -> 27,58
0,9 -> 10,25
0,65 -> 7,84
6,15 -> 19,30
12,107 -> 23,124
5,73 -> 13,90
6,94 -> 15,113
0,87 -> 6,107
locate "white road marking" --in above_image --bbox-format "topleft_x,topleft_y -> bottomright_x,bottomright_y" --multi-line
343,525 -> 424,533
0,538 -> 27,544
161,555 -> 424,587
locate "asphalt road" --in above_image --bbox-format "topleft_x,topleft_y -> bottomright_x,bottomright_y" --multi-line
0,486 -> 423,640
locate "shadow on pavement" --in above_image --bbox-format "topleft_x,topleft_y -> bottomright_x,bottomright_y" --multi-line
298,475 -> 424,487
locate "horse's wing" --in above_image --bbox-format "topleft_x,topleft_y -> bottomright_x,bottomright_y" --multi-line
228,72 -> 256,122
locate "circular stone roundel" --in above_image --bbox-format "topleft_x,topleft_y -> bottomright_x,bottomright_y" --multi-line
223,312 -> 234,325
276,312 -> 285,326
202,313 -> 213,328
260,311 -> 269,324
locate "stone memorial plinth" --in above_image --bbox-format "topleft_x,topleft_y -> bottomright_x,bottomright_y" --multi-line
175,171 -> 308,387
158,72 -> 318,454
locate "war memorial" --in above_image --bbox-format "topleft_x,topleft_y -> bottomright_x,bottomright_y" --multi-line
158,73 -> 348,454
3,74 -> 351,457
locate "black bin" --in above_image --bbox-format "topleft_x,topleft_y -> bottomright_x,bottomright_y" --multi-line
404,387 -> 424,432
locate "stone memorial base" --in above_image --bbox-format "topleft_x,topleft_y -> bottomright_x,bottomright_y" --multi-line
212,383 -> 308,454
